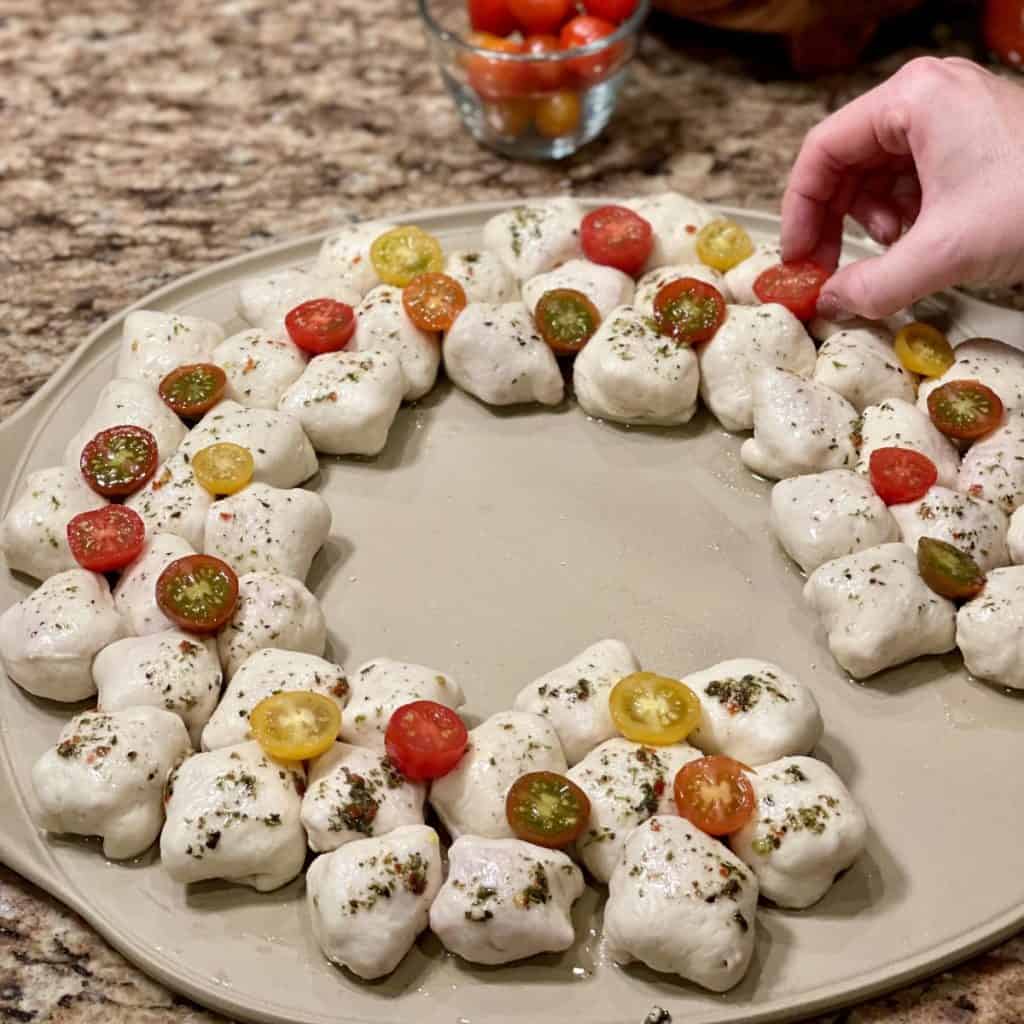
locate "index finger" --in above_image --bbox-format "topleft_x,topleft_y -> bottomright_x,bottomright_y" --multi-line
782,81 -> 913,263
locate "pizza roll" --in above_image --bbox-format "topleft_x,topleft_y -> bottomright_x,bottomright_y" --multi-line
32,707 -> 191,859
161,740 -> 307,892
803,542 -> 956,679
957,566 -> 1024,691
430,711 -> 566,840
116,311 -> 224,387
573,305 -> 699,426
0,569 -> 124,702
429,836 -> 584,965
730,756 -> 867,909
770,469 -> 899,574
958,413 -> 1024,515
482,198 -> 584,281
1,467 -> 108,581
513,638 -> 640,765
277,349 -> 404,456
604,816 -> 758,992
698,303 -> 816,432
212,328 -> 307,410
307,825 -> 442,979
94,629 -> 222,746
203,481 -> 331,580
813,327 -> 918,412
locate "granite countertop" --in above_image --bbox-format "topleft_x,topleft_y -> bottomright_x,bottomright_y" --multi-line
2,1 -> 1023,1021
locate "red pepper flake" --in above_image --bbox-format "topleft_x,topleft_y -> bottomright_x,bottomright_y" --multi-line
327,391 -> 338,402
653,778 -> 665,797
650,819 -> 662,832
685,224 -> 697,235
219,512 -> 234,521
152,468 -> 172,491
243,356 -> 258,374
968,484 -> 984,498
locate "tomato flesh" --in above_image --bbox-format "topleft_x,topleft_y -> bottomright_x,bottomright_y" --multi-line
523,34 -> 568,91
158,363 -> 226,419
927,379 -> 1004,441
485,97 -> 535,138
893,322 -> 955,378
66,506 -> 146,573
609,672 -> 702,746
285,298 -> 356,355
506,771 -> 591,848
156,554 -> 239,634
674,755 -> 755,837
250,691 -> 341,762
580,205 -> 653,277
560,15 -> 621,83
508,0 -> 575,35
469,0 -> 518,36
465,33 -> 532,101
384,701 -> 468,782
533,90 -> 582,138
191,442 -> 254,496
696,219 -> 754,272
80,425 -> 159,498
917,537 -> 986,601
534,288 -> 601,355
370,226 -> 445,288
653,277 -> 727,344
868,447 -> 938,506
753,260 -> 829,321
582,0 -> 638,21
403,272 -> 467,332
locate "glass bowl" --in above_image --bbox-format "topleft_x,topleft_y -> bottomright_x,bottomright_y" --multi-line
418,0 -> 651,160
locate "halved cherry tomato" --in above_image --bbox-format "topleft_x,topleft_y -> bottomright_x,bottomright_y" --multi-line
469,0 -> 517,36
533,90 -> 582,138
384,701 -> 469,781
485,97 -> 535,138
753,260 -> 829,321
403,272 -> 467,332
893,322 -> 955,378
582,0 -> 638,21
158,363 -> 226,419
559,14 -> 621,83
370,226 -> 445,288
917,537 -> 986,601
506,771 -> 591,848
191,442 -> 254,496
580,205 -> 653,277
250,691 -> 341,761
80,425 -> 158,498
696,219 -> 754,272
609,672 -> 702,746
653,278 -> 727,344
868,447 -> 938,506
523,34 -> 568,91
66,506 -> 146,573
674,755 -> 755,837
284,298 -> 356,355
465,33 -> 532,101
534,288 -> 601,354
508,0 -> 575,35
927,379 -> 1004,441
156,554 -> 239,634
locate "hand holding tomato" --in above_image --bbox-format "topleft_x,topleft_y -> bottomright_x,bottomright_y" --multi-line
783,57 -> 1024,320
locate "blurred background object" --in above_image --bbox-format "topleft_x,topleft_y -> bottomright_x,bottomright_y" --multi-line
655,0 -> 926,72
984,0 -> 1024,68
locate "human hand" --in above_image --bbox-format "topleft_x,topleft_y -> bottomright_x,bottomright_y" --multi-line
781,57 -> 1024,320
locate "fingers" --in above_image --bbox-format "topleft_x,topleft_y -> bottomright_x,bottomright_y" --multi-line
848,193 -> 903,246
817,217 -> 963,319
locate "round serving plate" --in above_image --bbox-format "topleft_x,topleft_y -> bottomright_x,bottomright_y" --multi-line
2,200 -> 1023,1024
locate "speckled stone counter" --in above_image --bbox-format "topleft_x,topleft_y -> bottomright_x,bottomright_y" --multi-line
2,1 -> 1024,1021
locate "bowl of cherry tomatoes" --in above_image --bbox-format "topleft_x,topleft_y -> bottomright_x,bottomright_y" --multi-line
419,0 -> 649,159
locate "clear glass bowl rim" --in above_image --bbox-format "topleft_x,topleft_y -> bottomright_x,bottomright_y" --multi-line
417,0 -> 651,62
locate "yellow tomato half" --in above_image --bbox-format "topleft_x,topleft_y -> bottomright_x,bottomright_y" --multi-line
250,691 -> 340,761
192,443 -> 254,496
894,322 -> 955,378
370,226 -> 444,288
609,672 -> 702,746
696,219 -> 754,272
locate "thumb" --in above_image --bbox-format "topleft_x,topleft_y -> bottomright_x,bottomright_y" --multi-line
817,218 -> 963,321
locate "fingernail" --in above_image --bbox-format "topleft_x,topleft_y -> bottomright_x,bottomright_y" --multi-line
816,292 -> 853,322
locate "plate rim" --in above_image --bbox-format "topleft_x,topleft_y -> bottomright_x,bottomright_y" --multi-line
1,197 -> 1021,1024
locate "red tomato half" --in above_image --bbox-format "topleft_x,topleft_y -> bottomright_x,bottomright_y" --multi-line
868,447 -> 938,506
523,33 -> 568,91
582,0 -> 638,21
559,15 -> 621,83
469,0 -> 518,36
80,425 -> 159,498
156,554 -> 239,635
508,0 -> 575,35
284,298 -> 356,355
67,506 -> 146,573
653,278 -> 727,344
674,755 -> 755,837
580,205 -> 653,276
465,32 -> 531,101
385,701 -> 468,782
753,261 -> 830,321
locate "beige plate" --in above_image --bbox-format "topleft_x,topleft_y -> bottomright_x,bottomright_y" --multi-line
2,201 -> 1024,1024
